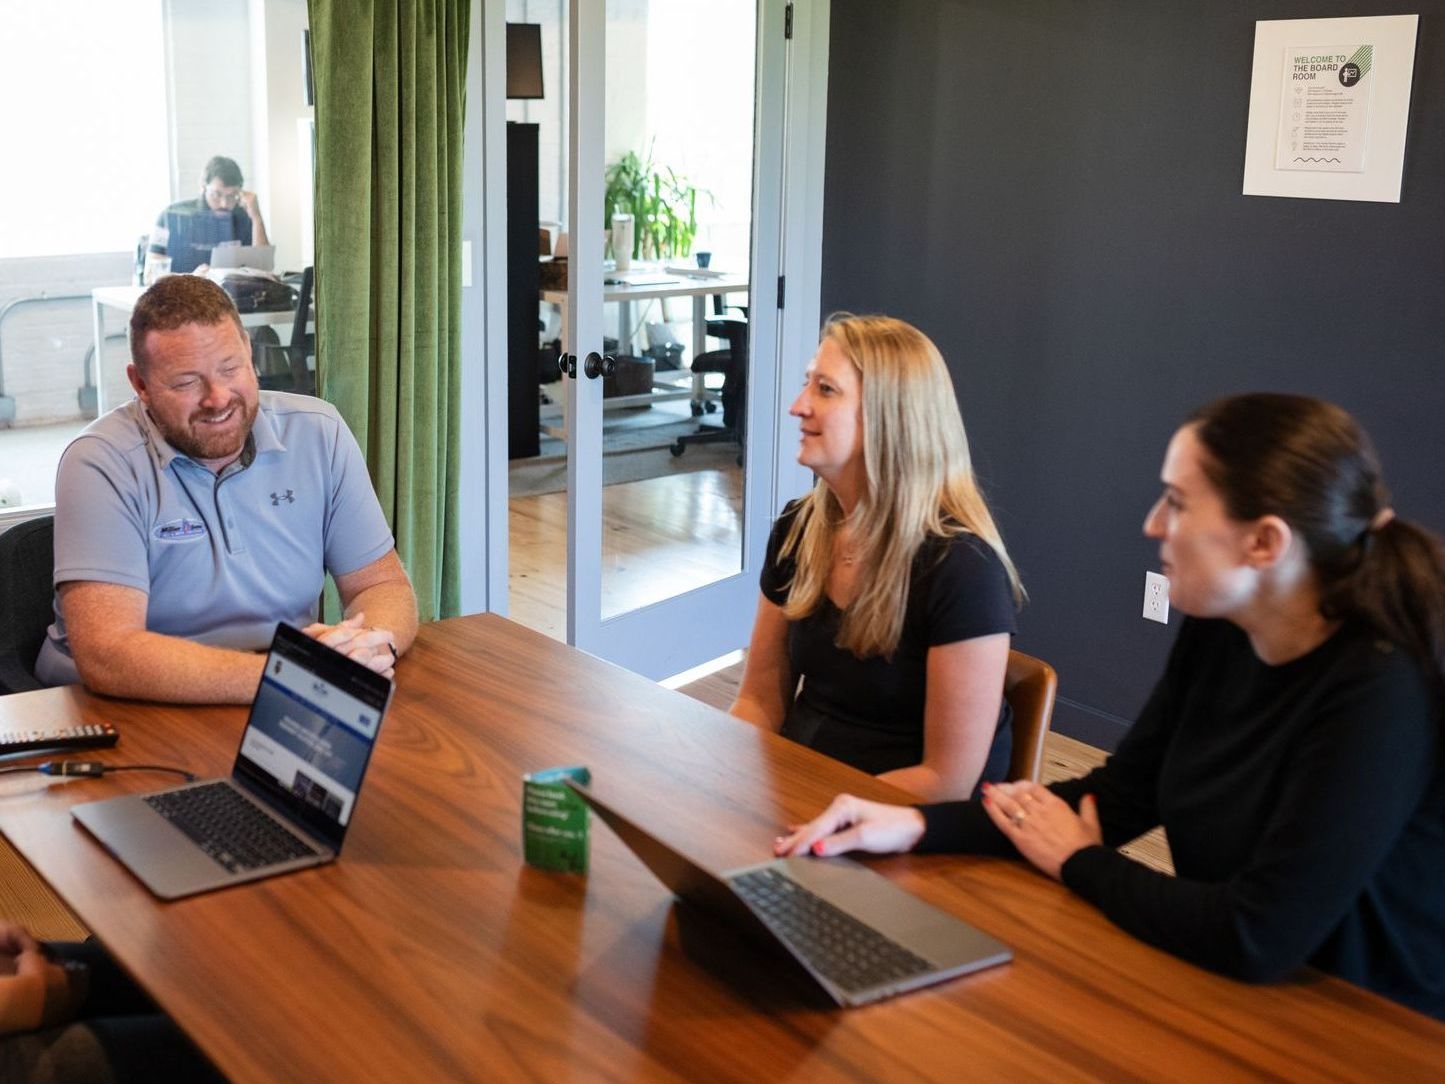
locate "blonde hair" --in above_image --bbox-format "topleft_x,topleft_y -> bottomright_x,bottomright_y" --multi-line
780,313 -> 1023,657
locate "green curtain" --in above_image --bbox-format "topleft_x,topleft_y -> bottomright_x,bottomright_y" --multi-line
309,0 -> 468,621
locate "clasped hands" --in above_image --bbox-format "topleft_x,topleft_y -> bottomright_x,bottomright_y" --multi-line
978,781 -> 1102,880
301,613 -> 397,678
772,782 -> 1102,882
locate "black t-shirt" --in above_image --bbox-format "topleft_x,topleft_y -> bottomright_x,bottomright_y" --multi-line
760,500 -> 1017,785
918,617 -> 1445,1018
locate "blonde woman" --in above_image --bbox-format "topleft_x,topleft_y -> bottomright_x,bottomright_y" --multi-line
730,315 -> 1023,801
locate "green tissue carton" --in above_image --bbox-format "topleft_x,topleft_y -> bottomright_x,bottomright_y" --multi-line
522,765 -> 591,873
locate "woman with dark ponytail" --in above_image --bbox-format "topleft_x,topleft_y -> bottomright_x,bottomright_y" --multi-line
1186,393 -> 1445,702
776,393 -> 1445,1018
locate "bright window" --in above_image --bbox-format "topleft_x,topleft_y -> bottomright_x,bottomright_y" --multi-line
0,0 -> 169,257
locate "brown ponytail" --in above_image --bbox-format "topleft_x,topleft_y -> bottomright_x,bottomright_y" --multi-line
1189,393 -> 1445,699
1336,517 -> 1445,698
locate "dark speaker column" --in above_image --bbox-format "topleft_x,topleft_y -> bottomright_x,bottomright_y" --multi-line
507,122 -> 540,459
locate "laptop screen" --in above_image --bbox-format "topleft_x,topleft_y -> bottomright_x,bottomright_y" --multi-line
233,624 -> 392,850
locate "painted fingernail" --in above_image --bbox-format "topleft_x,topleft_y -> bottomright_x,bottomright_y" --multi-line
811,841 -> 824,855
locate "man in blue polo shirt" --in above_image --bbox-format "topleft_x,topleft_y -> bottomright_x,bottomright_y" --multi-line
35,276 -> 416,703
148,156 -> 271,275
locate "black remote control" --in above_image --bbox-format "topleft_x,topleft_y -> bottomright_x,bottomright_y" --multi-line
0,722 -> 118,756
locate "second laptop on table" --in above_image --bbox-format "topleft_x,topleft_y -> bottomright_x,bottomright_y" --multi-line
570,779 -> 1011,1007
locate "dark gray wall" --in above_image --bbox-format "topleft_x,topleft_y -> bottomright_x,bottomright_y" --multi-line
821,1 -> 1445,747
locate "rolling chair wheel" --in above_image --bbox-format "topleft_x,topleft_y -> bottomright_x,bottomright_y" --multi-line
690,401 -> 704,417
670,440 -> 686,458
704,400 -> 718,414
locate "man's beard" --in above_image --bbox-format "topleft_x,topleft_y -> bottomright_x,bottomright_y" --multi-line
157,395 -> 258,463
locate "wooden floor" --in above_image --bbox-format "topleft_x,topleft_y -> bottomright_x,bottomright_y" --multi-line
508,467 -> 744,638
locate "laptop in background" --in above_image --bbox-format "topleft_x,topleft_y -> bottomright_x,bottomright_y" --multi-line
569,780 -> 1011,1007
72,623 -> 391,900
210,243 -> 276,271
604,271 -> 678,287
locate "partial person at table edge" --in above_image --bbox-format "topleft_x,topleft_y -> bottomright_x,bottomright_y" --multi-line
35,275 -> 417,703
0,922 -> 222,1082
778,393 -> 1445,1019
147,155 -> 270,277
730,314 -> 1024,801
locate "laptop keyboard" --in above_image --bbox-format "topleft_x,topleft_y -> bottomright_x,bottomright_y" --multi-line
146,782 -> 319,874
730,867 -> 934,993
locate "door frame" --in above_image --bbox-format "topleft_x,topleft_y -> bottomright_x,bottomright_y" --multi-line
458,0 -> 831,675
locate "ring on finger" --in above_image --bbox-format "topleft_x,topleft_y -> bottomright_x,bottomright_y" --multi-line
1010,810 -> 1027,827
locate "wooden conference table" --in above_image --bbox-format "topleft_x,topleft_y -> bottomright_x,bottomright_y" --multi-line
2,615 -> 1443,1082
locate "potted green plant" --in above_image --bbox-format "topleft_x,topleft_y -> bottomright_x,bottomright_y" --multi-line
604,145 -> 709,261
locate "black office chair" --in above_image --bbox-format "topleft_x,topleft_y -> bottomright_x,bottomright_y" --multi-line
682,296 -> 746,418
0,516 -> 55,694
671,315 -> 747,460
257,266 -> 315,395
712,292 -> 747,321
287,266 -> 316,394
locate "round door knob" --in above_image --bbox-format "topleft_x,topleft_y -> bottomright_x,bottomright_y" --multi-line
558,353 -> 577,378
584,352 -> 617,380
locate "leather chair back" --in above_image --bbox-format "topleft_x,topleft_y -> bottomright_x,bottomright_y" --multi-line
1004,649 -> 1058,782
0,516 -> 55,693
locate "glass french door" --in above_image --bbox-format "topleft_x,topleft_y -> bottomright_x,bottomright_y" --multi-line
555,0 -> 787,678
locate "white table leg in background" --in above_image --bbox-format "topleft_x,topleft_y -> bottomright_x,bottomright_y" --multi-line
90,296 -> 108,417
690,294 -> 708,401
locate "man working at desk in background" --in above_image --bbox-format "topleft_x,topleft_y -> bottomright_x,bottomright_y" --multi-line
147,155 -> 270,275
34,275 -> 417,702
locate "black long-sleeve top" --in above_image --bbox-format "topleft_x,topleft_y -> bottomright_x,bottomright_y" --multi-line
917,618 -> 1445,1018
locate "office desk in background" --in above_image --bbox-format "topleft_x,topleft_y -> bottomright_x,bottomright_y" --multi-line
539,271 -> 749,438
2,614 -> 1443,1083
90,285 -> 310,415
542,270 -> 749,362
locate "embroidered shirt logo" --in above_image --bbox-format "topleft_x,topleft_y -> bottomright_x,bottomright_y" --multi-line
154,518 -> 208,542
270,490 -> 295,506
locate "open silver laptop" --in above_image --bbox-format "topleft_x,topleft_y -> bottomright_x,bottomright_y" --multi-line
210,243 -> 276,271
569,780 -> 1011,1007
72,623 -> 391,900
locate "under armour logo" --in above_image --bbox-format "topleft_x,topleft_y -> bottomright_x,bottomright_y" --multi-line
270,490 -> 295,506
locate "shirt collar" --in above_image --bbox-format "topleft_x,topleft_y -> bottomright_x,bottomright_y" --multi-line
249,397 -> 286,456
133,399 -> 181,471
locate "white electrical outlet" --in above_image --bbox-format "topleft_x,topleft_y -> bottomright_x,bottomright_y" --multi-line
1143,571 -> 1170,624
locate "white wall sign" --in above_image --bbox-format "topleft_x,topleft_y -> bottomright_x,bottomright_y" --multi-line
1243,15 -> 1418,202
1275,45 -> 1374,173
